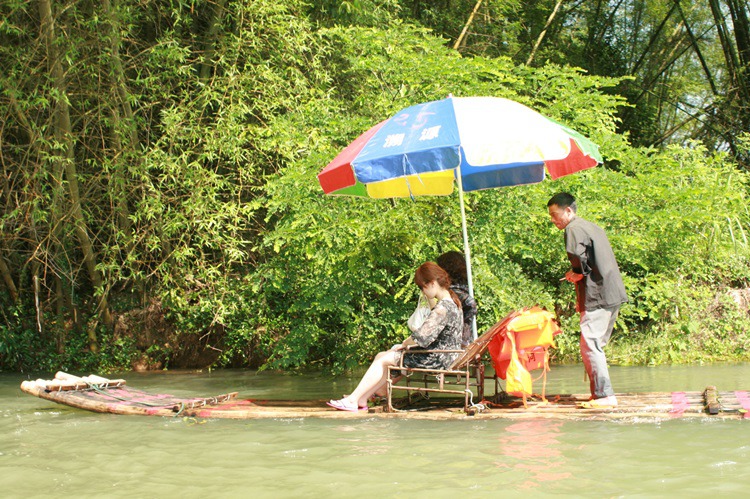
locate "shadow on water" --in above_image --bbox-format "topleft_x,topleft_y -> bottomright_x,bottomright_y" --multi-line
2,363 -> 749,497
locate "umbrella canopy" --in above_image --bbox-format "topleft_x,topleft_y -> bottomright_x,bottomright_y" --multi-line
318,96 -> 601,198
318,95 -> 602,339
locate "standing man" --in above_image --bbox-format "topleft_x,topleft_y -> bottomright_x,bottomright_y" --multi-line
547,192 -> 628,407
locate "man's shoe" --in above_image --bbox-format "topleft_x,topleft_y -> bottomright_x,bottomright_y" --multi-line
577,395 -> 618,409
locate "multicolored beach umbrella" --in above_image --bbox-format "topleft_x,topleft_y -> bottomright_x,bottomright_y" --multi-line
317,95 -> 602,338
318,96 -> 601,198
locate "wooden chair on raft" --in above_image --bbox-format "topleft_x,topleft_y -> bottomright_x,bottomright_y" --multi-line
385,309 -> 521,413
385,307 -> 561,413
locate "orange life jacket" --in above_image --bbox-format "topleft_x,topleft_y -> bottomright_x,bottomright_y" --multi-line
488,307 -> 562,397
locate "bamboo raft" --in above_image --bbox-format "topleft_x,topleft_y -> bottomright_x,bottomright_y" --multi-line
20,372 -> 750,421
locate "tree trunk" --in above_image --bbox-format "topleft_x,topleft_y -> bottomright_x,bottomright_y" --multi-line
709,0 -> 741,92
676,1 -> 718,95
708,0 -> 748,161
0,249 -> 18,303
39,0 -> 113,352
726,0 -> 750,130
454,0 -> 483,51
102,0 -> 135,241
199,0 -> 228,82
9,72 -> 68,335
526,0 -> 565,66
630,1 -> 678,75
727,0 -> 750,77
0,160 -> 18,303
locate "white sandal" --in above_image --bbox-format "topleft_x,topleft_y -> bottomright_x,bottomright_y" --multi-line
326,398 -> 367,412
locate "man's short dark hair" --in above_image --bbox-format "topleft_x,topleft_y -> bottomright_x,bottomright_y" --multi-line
547,192 -> 577,212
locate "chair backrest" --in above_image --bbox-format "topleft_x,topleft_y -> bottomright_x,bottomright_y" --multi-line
449,310 -> 521,370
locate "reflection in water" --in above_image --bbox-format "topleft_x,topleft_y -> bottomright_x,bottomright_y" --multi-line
496,420 -> 572,489
332,422 -> 394,457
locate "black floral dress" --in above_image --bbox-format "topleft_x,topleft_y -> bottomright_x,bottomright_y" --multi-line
402,297 -> 463,370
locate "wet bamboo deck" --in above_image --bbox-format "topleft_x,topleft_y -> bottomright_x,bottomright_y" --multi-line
20,373 -> 750,421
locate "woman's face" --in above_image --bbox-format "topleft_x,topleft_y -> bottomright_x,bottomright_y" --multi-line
420,280 -> 439,299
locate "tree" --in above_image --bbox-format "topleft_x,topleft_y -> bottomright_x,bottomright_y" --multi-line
393,1 -> 750,166
0,0 -> 327,368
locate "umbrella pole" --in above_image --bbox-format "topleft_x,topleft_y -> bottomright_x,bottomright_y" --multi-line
456,166 -> 478,341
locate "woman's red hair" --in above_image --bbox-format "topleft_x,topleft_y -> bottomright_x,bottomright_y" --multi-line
414,262 -> 461,308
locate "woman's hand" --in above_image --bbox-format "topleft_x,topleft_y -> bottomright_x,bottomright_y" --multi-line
397,336 -> 417,351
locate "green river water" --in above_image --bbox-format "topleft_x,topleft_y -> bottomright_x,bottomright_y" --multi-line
2,363 -> 749,498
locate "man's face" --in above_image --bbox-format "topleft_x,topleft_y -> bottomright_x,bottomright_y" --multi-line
548,204 -> 574,230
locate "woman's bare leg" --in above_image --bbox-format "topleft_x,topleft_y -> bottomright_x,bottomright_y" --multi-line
343,350 -> 399,407
372,374 -> 402,398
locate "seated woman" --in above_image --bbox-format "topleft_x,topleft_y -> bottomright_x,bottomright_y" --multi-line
327,262 -> 463,412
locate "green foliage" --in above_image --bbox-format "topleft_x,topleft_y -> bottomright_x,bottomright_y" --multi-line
2,3 -> 750,374
306,0 -> 401,27
251,24 -> 750,371
0,302 -> 140,373
0,307 -> 47,372
608,279 -> 750,365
